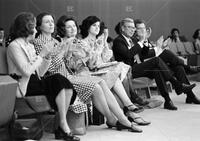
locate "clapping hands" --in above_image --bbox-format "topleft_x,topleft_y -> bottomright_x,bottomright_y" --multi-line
154,36 -> 165,56
39,40 -> 55,58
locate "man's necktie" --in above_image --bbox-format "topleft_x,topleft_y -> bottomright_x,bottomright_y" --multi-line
129,39 -> 134,48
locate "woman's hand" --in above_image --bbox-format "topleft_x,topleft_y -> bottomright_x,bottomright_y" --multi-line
39,40 -> 54,58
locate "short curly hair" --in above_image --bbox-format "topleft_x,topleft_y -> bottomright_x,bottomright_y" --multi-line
56,15 -> 78,38
9,12 -> 36,41
80,16 -> 100,39
171,28 -> 180,36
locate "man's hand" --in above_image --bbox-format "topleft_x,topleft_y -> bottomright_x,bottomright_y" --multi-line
154,36 -> 164,56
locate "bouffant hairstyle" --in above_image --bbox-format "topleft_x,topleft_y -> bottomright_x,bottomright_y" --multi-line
35,12 -> 55,38
193,29 -> 200,39
119,18 -> 134,34
80,16 -> 100,39
56,15 -> 78,38
9,12 -> 36,42
97,21 -> 107,38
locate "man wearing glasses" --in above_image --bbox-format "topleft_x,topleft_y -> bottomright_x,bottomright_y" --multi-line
113,18 -> 198,110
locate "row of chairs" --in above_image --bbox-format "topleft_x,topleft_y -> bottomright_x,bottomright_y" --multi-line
168,42 -> 196,56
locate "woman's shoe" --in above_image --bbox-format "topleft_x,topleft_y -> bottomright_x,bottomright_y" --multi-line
55,126 -> 80,141
123,105 -> 144,114
128,116 -> 151,126
123,105 -> 150,126
106,121 -> 117,128
116,121 -> 142,133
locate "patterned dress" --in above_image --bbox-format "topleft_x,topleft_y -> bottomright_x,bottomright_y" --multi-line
33,34 -> 101,113
65,37 -> 130,89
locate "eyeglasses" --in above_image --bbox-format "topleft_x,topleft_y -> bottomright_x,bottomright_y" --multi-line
123,25 -> 136,30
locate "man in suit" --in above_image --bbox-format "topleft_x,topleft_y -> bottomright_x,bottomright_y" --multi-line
113,18 -> 197,110
133,19 -> 200,105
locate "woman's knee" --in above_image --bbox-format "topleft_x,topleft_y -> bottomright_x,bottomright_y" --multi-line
94,83 -> 102,93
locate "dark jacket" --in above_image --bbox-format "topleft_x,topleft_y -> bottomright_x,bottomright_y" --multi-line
113,35 -> 155,65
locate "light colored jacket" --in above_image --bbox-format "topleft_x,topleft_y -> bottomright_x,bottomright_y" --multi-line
7,38 -> 51,97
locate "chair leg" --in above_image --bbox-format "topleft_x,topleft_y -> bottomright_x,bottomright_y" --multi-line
144,87 -> 151,99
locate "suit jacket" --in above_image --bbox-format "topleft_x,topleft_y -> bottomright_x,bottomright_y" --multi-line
113,35 -> 156,65
113,35 -> 138,66
7,38 -> 50,97
135,40 -> 156,62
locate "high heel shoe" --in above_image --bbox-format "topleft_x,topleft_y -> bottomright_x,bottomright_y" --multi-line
106,121 -> 117,128
55,126 -> 80,141
123,106 -> 151,126
116,121 -> 142,133
127,116 -> 151,126
123,105 -> 144,114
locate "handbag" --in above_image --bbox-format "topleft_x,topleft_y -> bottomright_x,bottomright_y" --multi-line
15,95 -> 52,117
11,118 -> 43,140
8,73 -> 52,117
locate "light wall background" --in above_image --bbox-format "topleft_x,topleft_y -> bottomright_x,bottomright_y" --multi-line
0,0 -> 200,41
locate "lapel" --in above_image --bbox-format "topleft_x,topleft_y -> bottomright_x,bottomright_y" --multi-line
119,35 -> 130,48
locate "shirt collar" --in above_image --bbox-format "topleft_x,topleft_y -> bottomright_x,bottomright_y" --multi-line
122,34 -> 132,49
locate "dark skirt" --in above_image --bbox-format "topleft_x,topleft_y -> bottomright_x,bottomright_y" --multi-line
26,73 -> 77,110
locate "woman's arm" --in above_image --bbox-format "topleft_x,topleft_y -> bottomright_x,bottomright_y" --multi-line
7,42 -> 44,77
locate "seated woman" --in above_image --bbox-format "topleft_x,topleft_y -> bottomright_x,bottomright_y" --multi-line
56,15 -> 150,125
6,12 -> 80,141
33,12 -> 144,133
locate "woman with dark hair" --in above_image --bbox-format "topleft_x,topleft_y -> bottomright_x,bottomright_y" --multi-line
34,13 -> 144,133
6,12 -> 80,141
192,29 -> 200,54
78,16 -> 149,125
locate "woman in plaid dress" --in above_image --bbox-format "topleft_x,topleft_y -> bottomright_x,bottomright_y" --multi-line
33,12 -> 143,133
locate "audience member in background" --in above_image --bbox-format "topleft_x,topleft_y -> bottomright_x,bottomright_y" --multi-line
33,12 -> 145,133
192,29 -> 200,54
0,27 -> 5,47
61,15 -> 150,126
113,18 -> 198,110
169,28 -> 188,43
6,12 -> 80,141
